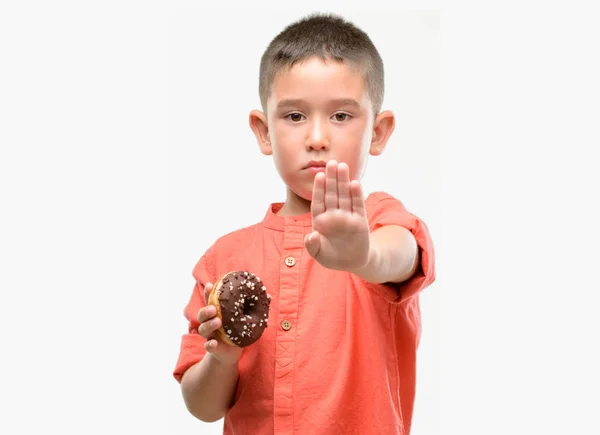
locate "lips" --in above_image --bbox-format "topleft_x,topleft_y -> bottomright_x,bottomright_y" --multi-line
303,160 -> 327,169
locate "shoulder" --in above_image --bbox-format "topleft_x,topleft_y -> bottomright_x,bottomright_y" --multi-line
192,222 -> 262,280
364,191 -> 423,233
365,191 -> 406,210
210,221 -> 263,253
364,191 -> 408,221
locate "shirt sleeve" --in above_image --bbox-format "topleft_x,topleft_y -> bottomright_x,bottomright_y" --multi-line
173,244 -> 217,383
358,192 -> 436,304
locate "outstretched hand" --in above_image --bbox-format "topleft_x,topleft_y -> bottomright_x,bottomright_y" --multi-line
304,160 -> 371,272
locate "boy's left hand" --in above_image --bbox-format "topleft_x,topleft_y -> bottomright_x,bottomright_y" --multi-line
304,160 -> 371,272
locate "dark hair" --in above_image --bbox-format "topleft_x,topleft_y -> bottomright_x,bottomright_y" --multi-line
259,12 -> 384,115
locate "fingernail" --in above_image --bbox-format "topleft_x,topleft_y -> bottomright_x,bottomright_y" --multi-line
211,319 -> 219,328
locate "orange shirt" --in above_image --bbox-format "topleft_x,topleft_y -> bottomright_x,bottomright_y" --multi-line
174,192 -> 435,435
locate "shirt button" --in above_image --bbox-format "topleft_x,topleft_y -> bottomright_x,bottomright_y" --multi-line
285,257 -> 296,267
281,320 -> 292,331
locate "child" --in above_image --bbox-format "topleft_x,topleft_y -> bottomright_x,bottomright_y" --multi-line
173,12 -> 435,435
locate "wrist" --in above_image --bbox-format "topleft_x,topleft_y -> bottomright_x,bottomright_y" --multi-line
206,351 -> 240,370
349,244 -> 379,282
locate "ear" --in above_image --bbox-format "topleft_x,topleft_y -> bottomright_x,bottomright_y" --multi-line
369,110 -> 395,156
249,110 -> 272,156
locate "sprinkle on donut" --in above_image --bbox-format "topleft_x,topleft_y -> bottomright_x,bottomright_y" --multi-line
217,271 -> 271,347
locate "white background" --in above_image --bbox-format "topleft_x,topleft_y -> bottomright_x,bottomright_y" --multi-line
1,1 -> 599,435
168,8 -> 439,435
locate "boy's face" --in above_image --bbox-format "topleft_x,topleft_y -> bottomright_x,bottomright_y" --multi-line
251,56 -> 394,202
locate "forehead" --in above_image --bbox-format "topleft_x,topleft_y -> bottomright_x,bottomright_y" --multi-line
269,57 -> 370,107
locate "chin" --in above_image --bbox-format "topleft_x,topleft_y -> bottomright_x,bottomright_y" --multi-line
295,190 -> 313,202
287,184 -> 312,202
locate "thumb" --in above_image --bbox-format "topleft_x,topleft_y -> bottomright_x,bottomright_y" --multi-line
304,231 -> 321,259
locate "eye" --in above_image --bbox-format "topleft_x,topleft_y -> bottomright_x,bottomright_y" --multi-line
285,113 -> 305,122
333,113 -> 351,122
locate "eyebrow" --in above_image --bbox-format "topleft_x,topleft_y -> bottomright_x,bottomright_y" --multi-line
276,98 -> 362,109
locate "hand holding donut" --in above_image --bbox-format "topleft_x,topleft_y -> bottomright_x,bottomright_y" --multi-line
197,271 -> 271,365
197,282 -> 243,366
304,160 -> 371,272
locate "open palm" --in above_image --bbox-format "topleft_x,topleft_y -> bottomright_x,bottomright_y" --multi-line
304,160 -> 371,272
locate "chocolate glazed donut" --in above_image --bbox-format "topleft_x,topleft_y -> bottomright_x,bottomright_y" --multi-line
208,271 -> 271,347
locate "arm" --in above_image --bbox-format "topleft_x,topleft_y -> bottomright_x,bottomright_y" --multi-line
303,161 -> 423,287
351,225 -> 420,284
178,282 -> 243,422
180,354 -> 239,422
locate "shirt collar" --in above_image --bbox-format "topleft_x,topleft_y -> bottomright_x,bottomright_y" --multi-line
262,202 -> 313,231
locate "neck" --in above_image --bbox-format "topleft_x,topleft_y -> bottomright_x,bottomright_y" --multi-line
277,187 -> 311,216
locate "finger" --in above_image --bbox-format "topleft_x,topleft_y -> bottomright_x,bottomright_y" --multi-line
337,162 -> 351,211
350,180 -> 366,217
197,305 -> 217,324
198,316 -> 221,339
203,282 -> 213,305
311,172 -> 326,218
304,231 -> 321,259
204,339 -> 219,352
325,160 -> 338,210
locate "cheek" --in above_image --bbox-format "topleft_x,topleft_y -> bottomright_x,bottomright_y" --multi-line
336,125 -> 370,176
270,146 -> 297,182
273,142 -> 295,165
272,125 -> 302,169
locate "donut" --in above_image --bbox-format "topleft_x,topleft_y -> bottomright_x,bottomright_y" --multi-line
208,270 -> 271,347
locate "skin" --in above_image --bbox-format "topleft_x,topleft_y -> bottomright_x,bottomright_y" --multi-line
181,56 -> 420,422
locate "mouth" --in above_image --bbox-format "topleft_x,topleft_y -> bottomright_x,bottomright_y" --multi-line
302,160 -> 327,170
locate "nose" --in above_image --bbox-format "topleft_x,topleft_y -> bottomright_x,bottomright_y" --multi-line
305,118 -> 329,151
